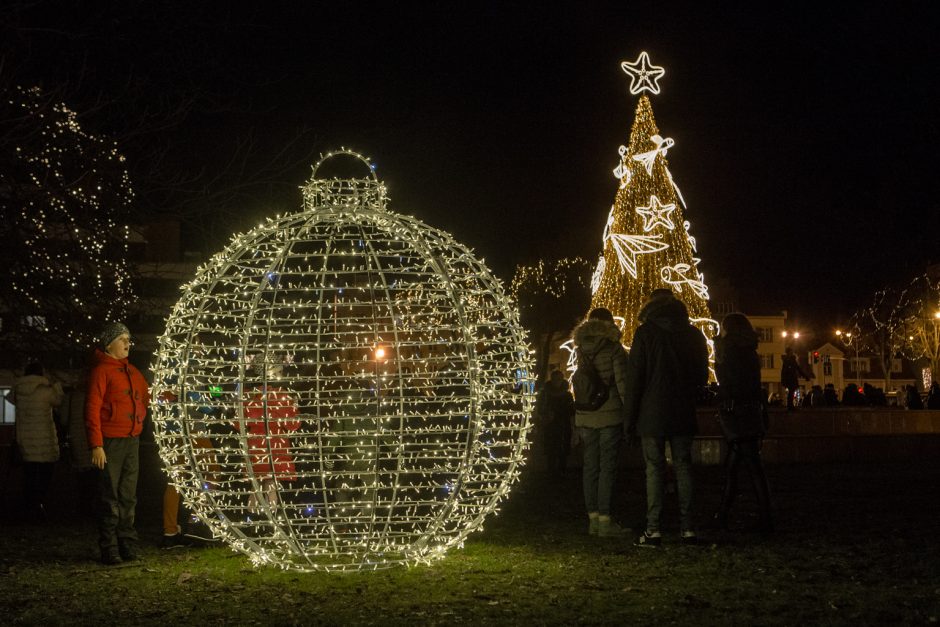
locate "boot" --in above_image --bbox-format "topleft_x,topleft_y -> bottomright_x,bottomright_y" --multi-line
597,515 -> 630,538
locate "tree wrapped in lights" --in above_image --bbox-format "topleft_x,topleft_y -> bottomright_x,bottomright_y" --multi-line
896,273 -> 940,385
512,257 -> 592,382
589,52 -> 716,356
151,150 -> 533,572
0,85 -> 134,356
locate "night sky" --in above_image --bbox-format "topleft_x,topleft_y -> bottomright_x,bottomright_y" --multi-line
5,2 -> 939,335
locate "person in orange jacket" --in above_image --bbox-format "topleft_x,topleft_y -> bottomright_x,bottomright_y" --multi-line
84,322 -> 150,565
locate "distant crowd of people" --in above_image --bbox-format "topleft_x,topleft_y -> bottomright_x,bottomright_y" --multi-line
6,296 -> 940,562
534,290 -> 940,547
776,381 -> 940,410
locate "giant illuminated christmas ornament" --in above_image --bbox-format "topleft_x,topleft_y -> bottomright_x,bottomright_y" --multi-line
587,51 -> 718,365
151,149 -> 534,572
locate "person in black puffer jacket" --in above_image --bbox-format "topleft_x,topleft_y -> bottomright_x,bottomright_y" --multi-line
713,312 -> 773,533
572,307 -> 630,538
625,289 -> 708,547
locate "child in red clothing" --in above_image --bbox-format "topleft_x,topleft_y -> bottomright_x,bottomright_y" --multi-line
237,360 -> 300,513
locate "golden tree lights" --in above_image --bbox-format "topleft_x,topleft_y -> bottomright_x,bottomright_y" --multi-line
590,53 -> 717,362
151,150 -> 534,572
0,86 -> 134,351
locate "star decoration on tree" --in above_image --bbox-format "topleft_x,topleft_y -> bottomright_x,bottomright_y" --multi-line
621,51 -> 666,95
636,195 -> 676,231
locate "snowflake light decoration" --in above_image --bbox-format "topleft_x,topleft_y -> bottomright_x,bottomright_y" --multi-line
151,149 -> 534,572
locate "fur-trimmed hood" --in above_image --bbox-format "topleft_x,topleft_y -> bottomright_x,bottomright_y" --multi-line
573,318 -> 622,352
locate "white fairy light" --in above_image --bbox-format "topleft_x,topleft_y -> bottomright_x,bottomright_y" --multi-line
632,134 -> 674,175
151,149 -> 534,572
660,263 -> 710,300
613,145 -> 633,188
606,233 -> 669,279
591,255 -> 606,295
635,195 -> 677,232
620,51 -> 665,96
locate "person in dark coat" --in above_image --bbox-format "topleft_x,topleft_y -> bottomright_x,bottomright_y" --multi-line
927,382 -> 940,410
572,307 -> 630,538
713,313 -> 773,532
905,385 -> 924,410
823,383 -> 840,406
624,289 -> 709,547
780,347 -> 810,410
842,383 -> 868,406
534,370 -> 575,477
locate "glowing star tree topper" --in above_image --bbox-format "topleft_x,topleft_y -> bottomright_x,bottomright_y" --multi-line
590,55 -> 717,371
151,149 -> 534,572
620,51 -> 666,95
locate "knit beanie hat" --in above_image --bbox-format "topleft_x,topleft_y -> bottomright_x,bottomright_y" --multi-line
99,321 -> 130,349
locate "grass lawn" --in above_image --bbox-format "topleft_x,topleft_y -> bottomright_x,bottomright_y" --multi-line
1,459 -> 938,625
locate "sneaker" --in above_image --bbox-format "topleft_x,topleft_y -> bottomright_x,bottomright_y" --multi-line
634,530 -> 662,548
100,548 -> 122,565
162,533 -> 190,549
588,515 -> 599,536
597,517 -> 630,538
680,530 -> 699,546
118,543 -> 139,561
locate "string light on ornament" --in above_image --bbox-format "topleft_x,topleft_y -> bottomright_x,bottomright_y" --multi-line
591,256 -> 606,295
620,51 -> 666,95
635,195 -> 676,232
660,263 -> 710,300
632,134 -> 674,176
683,221 -> 697,252
613,145 -> 632,189
605,232 -> 669,279
151,149 -> 534,572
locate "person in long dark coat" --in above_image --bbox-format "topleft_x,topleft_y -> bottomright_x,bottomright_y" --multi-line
713,312 -> 773,533
624,289 -> 708,547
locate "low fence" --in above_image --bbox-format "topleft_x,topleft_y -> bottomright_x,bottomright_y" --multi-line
692,407 -> 940,465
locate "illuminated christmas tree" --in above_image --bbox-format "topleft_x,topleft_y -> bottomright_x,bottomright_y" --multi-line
590,52 -> 717,356
0,85 -> 135,358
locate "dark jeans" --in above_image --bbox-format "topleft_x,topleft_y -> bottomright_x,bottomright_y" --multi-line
641,435 -> 694,533
580,426 -> 621,515
22,461 -> 55,511
543,419 -> 572,475
97,436 -> 140,550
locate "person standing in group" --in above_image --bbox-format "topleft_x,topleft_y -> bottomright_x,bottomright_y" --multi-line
927,381 -> 940,410
625,289 -> 709,547
238,356 -> 300,515
780,347 -> 810,410
534,369 -> 575,477
61,376 -> 97,518
571,307 -> 630,538
713,313 -> 773,533
8,362 -> 64,521
85,322 -> 150,565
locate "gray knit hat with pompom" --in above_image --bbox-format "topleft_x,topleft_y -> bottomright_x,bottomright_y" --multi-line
98,322 -> 130,349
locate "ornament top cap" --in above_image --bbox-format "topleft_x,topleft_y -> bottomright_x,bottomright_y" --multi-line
621,51 -> 665,96
310,148 -> 379,183
302,147 -> 387,212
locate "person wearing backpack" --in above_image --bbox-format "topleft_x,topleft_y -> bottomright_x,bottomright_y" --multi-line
625,289 -> 708,548
571,307 -> 630,538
